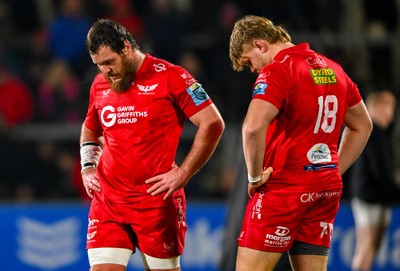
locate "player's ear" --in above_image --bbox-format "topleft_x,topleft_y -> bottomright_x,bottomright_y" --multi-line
122,40 -> 131,53
253,40 -> 268,52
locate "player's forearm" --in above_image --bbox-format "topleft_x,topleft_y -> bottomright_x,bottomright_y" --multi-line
180,119 -> 224,180
80,124 -> 103,145
242,123 -> 267,178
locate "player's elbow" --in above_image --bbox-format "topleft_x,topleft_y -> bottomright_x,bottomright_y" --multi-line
211,116 -> 225,137
242,122 -> 264,140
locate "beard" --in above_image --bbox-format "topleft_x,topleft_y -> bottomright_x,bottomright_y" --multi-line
105,55 -> 136,93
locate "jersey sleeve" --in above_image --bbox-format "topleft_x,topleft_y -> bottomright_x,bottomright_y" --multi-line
83,80 -> 103,132
251,64 -> 291,111
168,65 -> 213,118
345,73 -> 362,107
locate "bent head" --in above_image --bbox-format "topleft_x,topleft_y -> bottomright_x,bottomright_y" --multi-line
229,15 -> 291,72
86,19 -> 140,92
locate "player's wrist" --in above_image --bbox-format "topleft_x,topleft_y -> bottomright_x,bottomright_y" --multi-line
80,141 -> 102,171
81,162 -> 96,172
248,173 -> 262,183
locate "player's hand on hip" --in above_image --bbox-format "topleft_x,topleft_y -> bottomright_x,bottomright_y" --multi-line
145,164 -> 188,200
81,167 -> 101,198
248,167 -> 273,198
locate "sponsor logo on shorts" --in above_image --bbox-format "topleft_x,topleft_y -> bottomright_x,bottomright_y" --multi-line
320,222 -> 334,240
87,230 -> 97,240
87,218 -> 99,242
251,191 -> 264,219
300,191 -> 341,203
307,143 -> 331,163
176,197 -> 186,228
88,218 -> 99,227
163,241 -> 175,251
264,226 -> 291,248
275,226 -> 290,237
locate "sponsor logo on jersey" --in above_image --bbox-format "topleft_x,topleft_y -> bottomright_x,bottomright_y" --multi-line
186,83 -> 209,106
181,73 -> 196,85
103,88 -> 111,96
307,143 -> 332,163
310,68 -> 337,84
153,63 -> 166,72
306,55 -> 327,67
137,83 -> 158,95
252,83 -> 268,96
100,105 -> 148,127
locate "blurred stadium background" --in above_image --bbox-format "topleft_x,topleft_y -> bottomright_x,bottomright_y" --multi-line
1,0 -> 400,270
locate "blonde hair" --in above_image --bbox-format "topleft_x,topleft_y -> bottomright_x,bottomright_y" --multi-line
229,15 -> 291,72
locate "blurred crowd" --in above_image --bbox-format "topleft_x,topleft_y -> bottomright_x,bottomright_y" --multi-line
0,0 -> 399,202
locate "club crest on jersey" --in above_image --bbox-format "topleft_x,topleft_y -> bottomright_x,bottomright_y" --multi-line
137,83 -> 158,95
186,83 -> 209,106
252,83 -> 268,97
307,143 -> 332,163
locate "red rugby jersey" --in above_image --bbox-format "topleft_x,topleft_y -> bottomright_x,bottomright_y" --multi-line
84,54 -> 212,202
253,43 -> 362,192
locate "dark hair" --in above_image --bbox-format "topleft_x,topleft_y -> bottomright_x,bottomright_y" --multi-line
86,19 -> 139,54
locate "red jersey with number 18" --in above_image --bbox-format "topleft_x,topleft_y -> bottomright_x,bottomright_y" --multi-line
84,54 -> 212,203
253,43 -> 362,192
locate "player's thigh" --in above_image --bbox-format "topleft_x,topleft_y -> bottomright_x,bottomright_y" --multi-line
236,246 -> 282,271
90,263 -> 126,271
296,189 -> 342,248
289,254 -> 328,271
351,197 -> 391,227
88,247 -> 132,270
140,252 -> 180,271
132,190 -> 187,258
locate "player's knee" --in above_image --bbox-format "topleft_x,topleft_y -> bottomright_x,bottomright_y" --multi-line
141,252 -> 180,270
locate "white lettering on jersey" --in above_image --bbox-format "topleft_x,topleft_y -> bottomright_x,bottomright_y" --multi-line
101,105 -> 148,127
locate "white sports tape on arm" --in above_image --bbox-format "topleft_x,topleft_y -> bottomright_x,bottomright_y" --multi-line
80,141 -> 102,171
248,173 -> 262,183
